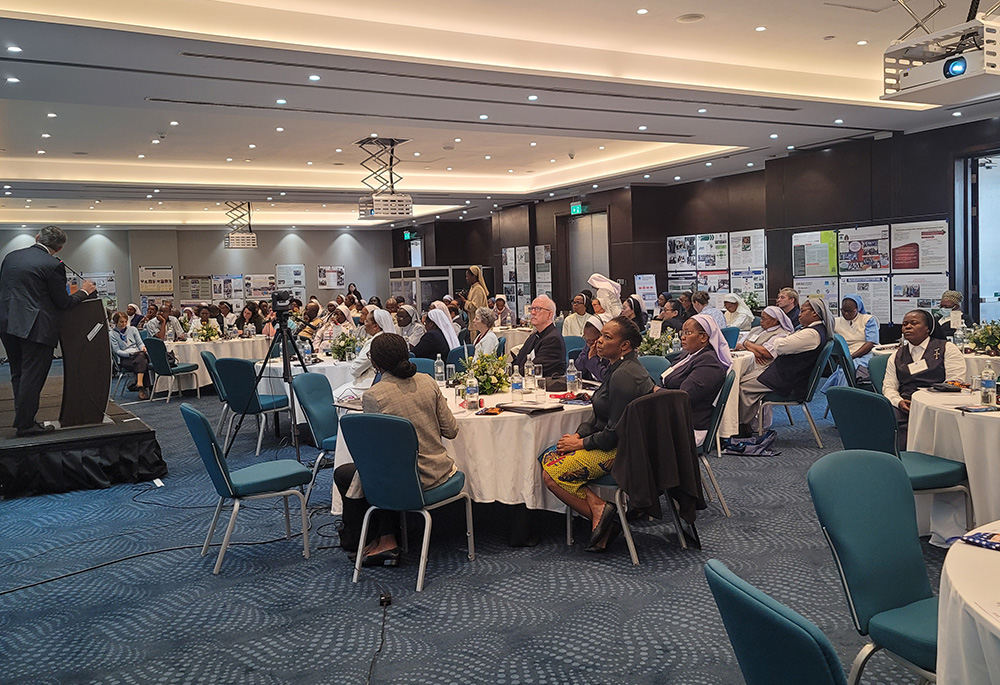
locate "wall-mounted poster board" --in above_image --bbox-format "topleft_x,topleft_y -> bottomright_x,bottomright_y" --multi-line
890,221 -> 949,273
731,269 -> 766,299
502,247 -> 516,284
275,263 -> 306,302
794,277 -> 840,315
515,246 -> 531,282
244,274 -> 276,300
729,229 -> 766,271
179,276 -> 211,303
534,244 -> 552,284
838,225 -> 890,273
84,271 -> 117,312
138,266 -> 174,294
840,275 -> 891,323
667,272 -> 698,294
212,274 -> 244,309
792,231 -> 838,277
317,266 -> 345,289
633,274 -> 658,311
667,236 -> 697,272
891,273 -> 950,322
696,233 -> 729,271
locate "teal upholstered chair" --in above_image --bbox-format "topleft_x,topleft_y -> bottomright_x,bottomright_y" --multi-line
339,414 -> 475,591
831,334 -> 858,388
705,560 -> 848,685
563,335 -> 585,362
139,329 -> 150,342
497,336 -> 506,357
215,357 -> 289,456
566,346 -> 584,365
826,386 -> 972,528
868,353 -> 890,394
698,369 -> 736,518
290,373 -> 339,506
752,315 -> 761,328
446,344 -> 476,369
758,340 -> 834,448
808,450 -> 939,685
180,404 -> 311,575
721,326 -> 740,349
638,355 -> 671,382
145,337 -> 200,403
200,350 -> 231,435
412,357 -> 436,377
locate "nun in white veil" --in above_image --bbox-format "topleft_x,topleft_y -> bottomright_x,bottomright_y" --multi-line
396,304 -> 425,347
333,307 -> 394,397
588,273 -> 622,322
427,308 -> 461,350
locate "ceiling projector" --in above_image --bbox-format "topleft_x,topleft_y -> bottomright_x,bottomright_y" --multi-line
358,192 -> 413,220
882,14 -> 1000,104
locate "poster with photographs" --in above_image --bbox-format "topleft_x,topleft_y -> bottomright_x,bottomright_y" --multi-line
794,277 -> 840,315
697,270 -> 730,294
212,274 -> 244,310
729,229 -> 766,271
696,233 -> 729,271
731,269 -> 766,299
890,220 -> 949,273
667,235 -> 698,272
502,247 -> 516,284
84,271 -> 117,312
838,225 -> 890,273
138,266 -> 174,294
179,276 -> 211,303
792,231 -> 838,277
515,246 -> 531,283
503,283 -> 517,309
667,272 -> 698,294
317,265 -> 345,289
516,282 -> 532,322
244,274 -> 276,300
839,275 -> 891,323
891,273 -> 949,323
534,244 -> 552,283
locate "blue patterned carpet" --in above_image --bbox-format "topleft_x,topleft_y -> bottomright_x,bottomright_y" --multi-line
0,365 -> 945,684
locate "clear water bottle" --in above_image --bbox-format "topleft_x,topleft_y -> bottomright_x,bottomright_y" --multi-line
566,358 -> 580,394
954,326 -> 966,352
434,353 -> 446,385
524,357 -> 536,391
165,326 -> 175,342
302,339 -> 313,361
511,366 -> 524,400
465,374 -> 479,410
246,323 -> 255,337
672,335 -> 682,353
982,360 -> 996,405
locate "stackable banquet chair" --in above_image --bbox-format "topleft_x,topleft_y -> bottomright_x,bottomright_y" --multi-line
868,353 -> 890,394
200,351 -> 231,435
823,334 -> 858,418
339,414 -> 474,592
698,370 -> 736,518
497,336 -> 506,357
721,326 -> 740,349
291,373 -> 339,506
446,344 -> 476,368
705,560 -> 849,685
638,355 -> 671,382
808,449 -> 939,685
758,340 -> 834,448
563,336 -> 585,362
145,337 -> 200,403
181,404 -> 310,575
215,358 -> 289,457
412,358 -> 437,377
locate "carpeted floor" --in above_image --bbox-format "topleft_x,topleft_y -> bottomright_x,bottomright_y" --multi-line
0,363 -> 945,684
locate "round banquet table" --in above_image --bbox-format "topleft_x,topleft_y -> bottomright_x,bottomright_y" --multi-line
167,336 -> 271,388
874,346 -> 996,380
937,521 -> 1000,684
256,357 -> 354,417
495,327 -> 533,353
331,388 -> 591,514
908,389 -> 1000,542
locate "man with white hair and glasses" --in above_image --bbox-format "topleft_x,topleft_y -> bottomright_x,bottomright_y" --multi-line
512,295 -> 567,378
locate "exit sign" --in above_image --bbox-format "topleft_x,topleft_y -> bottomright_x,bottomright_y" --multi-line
570,201 -> 588,215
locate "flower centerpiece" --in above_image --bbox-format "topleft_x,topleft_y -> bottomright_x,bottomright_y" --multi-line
197,324 -> 221,343
968,322 -> 1000,355
741,291 -> 762,313
328,332 -> 356,361
453,353 -> 510,395
639,328 -> 676,357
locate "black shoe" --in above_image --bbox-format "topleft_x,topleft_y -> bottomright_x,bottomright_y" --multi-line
361,547 -> 400,567
586,502 -> 616,549
737,423 -> 753,439
585,519 -> 623,553
16,422 -> 54,437
127,382 -> 139,392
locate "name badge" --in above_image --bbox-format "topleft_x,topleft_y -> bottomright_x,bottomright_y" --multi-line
908,359 -> 928,375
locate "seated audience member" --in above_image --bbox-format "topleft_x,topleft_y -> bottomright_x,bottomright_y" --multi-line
368,296 -> 383,309
540,316 -> 653,552
335,294 -> 345,306
575,315 -> 610,382
218,301 -> 238,328
412,309 -> 458,360
659,315 -> 730,446
735,306 -> 794,375
493,294 -> 515,327
464,266 -> 490,320
347,283 -> 363,304
334,333 -> 459,562
296,302 -> 326,341
178,307 -> 196,332
189,306 -> 222,337
883,309 -> 966,446
384,297 -> 399,323
622,295 -> 647,330
589,273 -> 622,322
822,295 -> 879,391
236,303 -> 264,334
776,287 -> 800,328
487,296 -> 495,310
351,304 -> 379,341
562,293 -> 593,337
738,297 -> 835,433
335,303 -> 356,333
126,303 -> 143,328
657,298 -> 685,330
344,293 -> 359,312
678,292 -> 695,319
691,291 -> 727,331
448,303 -> 465,332
722,294 -> 754,331
258,300 -> 273,321
933,289 -> 974,340
335,308 -> 396,394
145,305 -> 186,340
139,303 -> 159,331
512,295 -> 567,377
110,311 -> 151,399
656,292 -> 669,316
322,300 -> 339,324
314,310 -> 346,351
206,303 -> 225,330
471,307 -> 499,357
396,305 -> 425,347
591,297 -> 608,322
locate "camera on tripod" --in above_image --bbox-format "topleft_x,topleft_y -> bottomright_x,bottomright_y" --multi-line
272,290 -> 293,314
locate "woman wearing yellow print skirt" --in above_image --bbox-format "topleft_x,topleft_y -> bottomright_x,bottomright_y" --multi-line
540,316 -> 654,551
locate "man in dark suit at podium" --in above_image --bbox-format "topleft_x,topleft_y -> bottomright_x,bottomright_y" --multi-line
0,226 -> 96,436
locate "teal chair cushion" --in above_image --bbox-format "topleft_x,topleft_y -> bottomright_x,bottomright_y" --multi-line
867,596 -> 938,672
900,451 -> 968,490
172,362 -> 199,375
423,471 -> 466,506
258,394 -> 289,412
321,435 -> 338,451
229,459 -> 312,496
591,473 -> 617,488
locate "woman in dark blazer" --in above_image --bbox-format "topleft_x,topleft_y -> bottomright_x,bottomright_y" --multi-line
410,309 -> 454,360
660,313 -> 731,444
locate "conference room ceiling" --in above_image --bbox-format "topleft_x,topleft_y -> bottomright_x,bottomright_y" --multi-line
0,1 -> 988,228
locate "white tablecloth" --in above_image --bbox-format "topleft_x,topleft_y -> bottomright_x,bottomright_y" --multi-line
167,337 -> 271,388
908,389 -> 1000,542
331,389 -> 591,514
720,351 -> 756,440
938,521 -> 1000,684
495,327 -> 533,353
256,357 -> 354,418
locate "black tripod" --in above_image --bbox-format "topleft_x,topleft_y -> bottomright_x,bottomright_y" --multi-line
222,310 -> 309,462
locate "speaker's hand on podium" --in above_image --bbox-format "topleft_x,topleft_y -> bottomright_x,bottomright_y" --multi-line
81,279 -> 97,295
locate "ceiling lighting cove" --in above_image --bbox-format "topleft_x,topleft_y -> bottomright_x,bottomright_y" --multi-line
479,114 -> 489,120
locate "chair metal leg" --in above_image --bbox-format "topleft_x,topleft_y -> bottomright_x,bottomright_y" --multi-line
166,376 -> 174,404
293,489 -> 309,559
303,450 -> 326,506
195,375 -> 201,399
757,403 -> 763,436
213,498 -> 241,575
666,495 -> 688,550
700,455 -> 732,518
715,433 -> 723,459
255,413 -> 266,456
565,508 -> 574,545
823,404 -> 830,419
283,495 -> 291,538
215,405 -> 229,436
848,642 -> 881,685
464,494 -> 475,561
801,403 -> 823,448
203,498 -> 225,555
223,412 -> 236,453
353,506 -> 376,584
400,513 -> 409,554
416,509 -> 433,592
784,405 -> 794,425
149,375 -> 159,401
614,489 -> 638,565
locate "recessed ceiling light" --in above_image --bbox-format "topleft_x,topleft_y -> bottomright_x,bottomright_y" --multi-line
638,125 -> 647,131
25,199 -> 30,202
834,118 -> 844,124
5,77 -> 20,84
169,121 -> 179,126
598,146 -> 605,150
413,152 -> 420,157
151,139 -> 160,144
4,191 -> 10,195
276,99 -> 287,104
7,46 -> 22,53
484,155 -> 491,160
550,159 -> 556,163
147,194 -> 153,198
747,162 -> 754,167
446,167 -> 453,170
153,189 -> 159,193
755,26 -> 766,32
465,200 -> 471,204
370,133 -> 378,138
322,204 -> 327,207
216,202 -> 221,205
592,184 -> 599,188
549,192 -> 555,197
705,162 -> 712,166
248,144 -> 256,148
267,196 -> 273,200
276,127 -> 285,132
96,225 -> 101,228
527,95 -> 538,101
306,161 -> 313,165
697,108 -> 707,113
479,114 -> 489,120
769,133 -> 778,139
226,157 -> 233,161
787,145 -> 795,150
137,154 -> 145,158
530,142 -> 537,147
2,185 -> 9,189
454,138 -> 461,143
89,206 -> 94,209
308,74 -> 320,81
158,201 -> 163,205
636,8 -> 648,14
41,133 -> 50,138
674,175 -> 681,180
435,215 -> 440,219
952,111 -> 962,117
857,40 -> 868,46
280,192 -> 286,196
335,148 -> 342,153
271,203 -> 275,206
46,113 -> 57,118
36,150 -> 45,154
508,169 -> 514,173
676,13 -> 704,23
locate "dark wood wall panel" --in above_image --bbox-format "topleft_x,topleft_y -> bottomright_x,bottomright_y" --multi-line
435,219 -> 491,266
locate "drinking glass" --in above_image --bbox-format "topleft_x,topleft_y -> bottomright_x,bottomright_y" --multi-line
536,377 -> 547,400
446,364 -> 456,381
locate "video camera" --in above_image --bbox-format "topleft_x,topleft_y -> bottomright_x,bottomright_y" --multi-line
272,290 -> 293,313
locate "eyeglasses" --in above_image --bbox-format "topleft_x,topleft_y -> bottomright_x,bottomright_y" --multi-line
527,306 -> 552,313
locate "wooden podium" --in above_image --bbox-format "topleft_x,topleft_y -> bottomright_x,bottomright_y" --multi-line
58,298 -> 111,427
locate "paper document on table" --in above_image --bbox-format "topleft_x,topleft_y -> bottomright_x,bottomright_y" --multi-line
496,402 -> 564,415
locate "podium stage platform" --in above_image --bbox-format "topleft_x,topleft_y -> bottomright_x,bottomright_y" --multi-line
0,376 -> 166,499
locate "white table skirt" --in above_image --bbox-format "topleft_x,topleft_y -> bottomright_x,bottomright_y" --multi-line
167,337 -> 271,388
938,521 -> 1000,684
720,351 -> 756,440
908,389 -> 1000,542
331,389 -> 591,515
256,357 -> 354,418
495,327 -> 533,352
